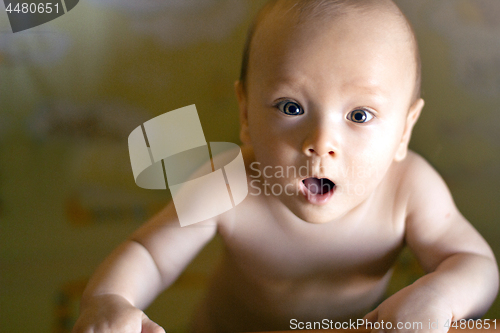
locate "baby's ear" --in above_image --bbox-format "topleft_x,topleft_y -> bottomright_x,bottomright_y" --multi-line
235,80 -> 251,145
394,98 -> 424,161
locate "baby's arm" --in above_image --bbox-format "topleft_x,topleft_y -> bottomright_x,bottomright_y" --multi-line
72,202 -> 217,333
365,153 -> 498,332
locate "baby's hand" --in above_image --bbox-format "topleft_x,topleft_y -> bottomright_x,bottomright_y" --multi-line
72,294 -> 165,333
363,283 -> 453,333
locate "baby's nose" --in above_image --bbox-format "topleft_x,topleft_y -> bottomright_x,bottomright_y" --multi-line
302,127 -> 336,157
305,147 -> 335,157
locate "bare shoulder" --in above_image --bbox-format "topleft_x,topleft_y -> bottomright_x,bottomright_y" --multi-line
396,151 -> 494,271
393,150 -> 446,207
397,150 -> 439,184
395,149 -> 459,224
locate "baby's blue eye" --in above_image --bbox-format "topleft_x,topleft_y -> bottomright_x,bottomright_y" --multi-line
347,109 -> 374,123
277,101 -> 304,116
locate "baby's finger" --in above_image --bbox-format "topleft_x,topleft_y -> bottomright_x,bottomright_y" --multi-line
363,309 -> 385,333
141,314 -> 165,333
363,308 -> 379,323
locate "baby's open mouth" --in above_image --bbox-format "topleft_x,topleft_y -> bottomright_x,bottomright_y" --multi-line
302,177 -> 335,195
301,177 -> 336,205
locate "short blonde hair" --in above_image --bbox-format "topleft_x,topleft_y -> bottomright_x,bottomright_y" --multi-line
239,0 -> 421,102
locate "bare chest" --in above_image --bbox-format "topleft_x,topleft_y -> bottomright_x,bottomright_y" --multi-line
204,195 -> 407,327
218,193 -> 407,283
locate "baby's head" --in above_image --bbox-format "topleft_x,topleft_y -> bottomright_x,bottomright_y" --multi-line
239,0 -> 421,102
236,0 -> 425,223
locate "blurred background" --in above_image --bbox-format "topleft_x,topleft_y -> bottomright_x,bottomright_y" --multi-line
0,0 -> 499,332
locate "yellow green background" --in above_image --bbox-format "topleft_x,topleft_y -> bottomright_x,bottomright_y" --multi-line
1,1 -> 499,332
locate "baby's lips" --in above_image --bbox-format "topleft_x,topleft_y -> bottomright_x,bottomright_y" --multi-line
302,177 -> 336,195
300,177 -> 336,205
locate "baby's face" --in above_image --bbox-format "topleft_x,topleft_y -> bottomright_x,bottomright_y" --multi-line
237,7 -> 423,223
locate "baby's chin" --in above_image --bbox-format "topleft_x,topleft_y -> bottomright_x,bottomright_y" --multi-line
280,195 -> 342,224
294,210 -> 342,224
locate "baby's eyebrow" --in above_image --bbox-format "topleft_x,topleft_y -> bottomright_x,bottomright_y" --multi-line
268,73 -> 307,87
343,79 -> 386,93
265,76 -> 306,95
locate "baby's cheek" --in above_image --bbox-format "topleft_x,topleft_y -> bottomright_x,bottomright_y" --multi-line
344,154 -> 391,187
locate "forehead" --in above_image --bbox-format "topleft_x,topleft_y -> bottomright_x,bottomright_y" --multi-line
250,0 -> 413,54
247,2 -> 416,100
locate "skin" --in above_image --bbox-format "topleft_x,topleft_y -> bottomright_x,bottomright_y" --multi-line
72,2 -> 498,333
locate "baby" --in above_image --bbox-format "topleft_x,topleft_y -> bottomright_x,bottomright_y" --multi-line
72,0 -> 499,332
